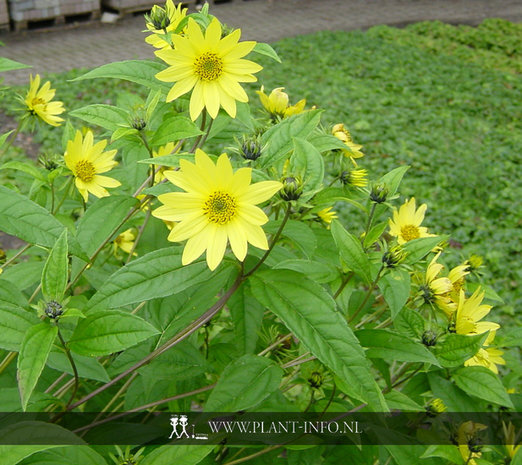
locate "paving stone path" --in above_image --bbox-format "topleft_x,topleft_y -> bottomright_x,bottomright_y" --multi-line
0,0 -> 521,84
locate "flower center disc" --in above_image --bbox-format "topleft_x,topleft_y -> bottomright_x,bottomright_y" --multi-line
401,224 -> 420,241
194,52 -> 224,81
31,97 -> 46,107
75,159 -> 96,183
204,191 -> 237,224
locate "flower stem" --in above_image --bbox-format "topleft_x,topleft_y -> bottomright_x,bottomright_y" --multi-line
333,271 -> 354,299
244,204 -> 291,278
190,110 -> 207,153
362,202 -> 377,248
0,351 -> 17,376
2,243 -> 31,269
125,209 -> 151,265
56,327 -> 79,410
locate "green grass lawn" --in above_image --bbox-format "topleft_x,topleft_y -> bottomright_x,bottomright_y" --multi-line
2,19 -> 521,320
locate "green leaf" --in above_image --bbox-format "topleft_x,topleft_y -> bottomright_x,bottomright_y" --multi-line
265,219 -> 317,259
149,115 -> 203,146
377,268 -> 411,319
69,310 -> 159,357
249,269 -> 388,411
140,445 -> 213,465
76,195 -> 138,257
205,355 -> 283,411
0,282 -> 38,351
85,247 -> 212,312
402,235 -> 446,264
253,42 -> 281,62
428,373 -> 477,412
308,132 -> 350,153
17,323 -> 58,411
421,445 -> 464,464
47,349 -> 110,382
111,127 -> 139,142
378,165 -> 410,196
0,161 -> 47,182
384,390 -> 424,411
330,220 -> 372,283
0,446 -> 62,465
452,366 -> 514,408
72,60 -> 168,90
0,185 -> 87,260
0,130 -> 13,148
290,137 -> 324,194
363,222 -> 387,249
274,259 -> 338,283
21,446 -> 108,465
69,104 -> 130,132
0,57 -> 30,72
228,284 -> 265,354
434,333 -> 488,368
356,329 -> 440,365
260,110 -> 322,167
41,230 -> 68,302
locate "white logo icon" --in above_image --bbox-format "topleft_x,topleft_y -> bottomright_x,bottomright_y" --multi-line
169,414 -> 208,440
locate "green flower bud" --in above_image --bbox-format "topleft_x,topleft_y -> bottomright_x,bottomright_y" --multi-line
426,397 -> 447,417
382,245 -> 406,268
145,5 -> 170,30
45,300 -> 63,319
239,135 -> 262,161
421,330 -> 437,347
280,176 -> 303,201
370,183 -> 389,203
307,371 -> 324,389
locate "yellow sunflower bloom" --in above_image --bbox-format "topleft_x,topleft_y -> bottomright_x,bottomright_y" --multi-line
64,130 -> 121,202
113,229 -> 137,258
155,18 -> 262,120
388,197 -> 436,244
332,123 -> 364,165
464,330 -> 505,374
447,263 -> 470,301
152,149 -> 282,270
317,207 -> 338,226
256,86 -> 306,119
419,252 -> 454,312
454,288 -> 499,336
24,74 -> 65,127
145,0 -> 187,49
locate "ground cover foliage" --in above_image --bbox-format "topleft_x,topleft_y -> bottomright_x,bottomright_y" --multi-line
0,11 -> 520,465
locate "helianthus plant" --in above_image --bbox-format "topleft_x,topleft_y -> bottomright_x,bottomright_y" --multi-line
0,4 -> 518,465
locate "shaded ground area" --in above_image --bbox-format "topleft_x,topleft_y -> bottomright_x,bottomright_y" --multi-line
0,0 -> 521,84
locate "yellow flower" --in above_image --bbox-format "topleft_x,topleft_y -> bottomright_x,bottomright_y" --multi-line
256,86 -> 306,119
152,149 -> 282,270
419,252 -> 454,312
153,142 -> 178,183
457,421 -> 487,465
332,123 -> 364,165
464,330 -> 505,374
341,168 -> 368,187
145,0 -> 187,49
447,263 -> 470,301
64,130 -> 121,202
317,207 -> 338,225
454,288 -> 499,336
388,197 -> 436,244
155,18 -> 262,120
426,398 -> 447,415
24,74 -> 65,127
113,229 -> 137,258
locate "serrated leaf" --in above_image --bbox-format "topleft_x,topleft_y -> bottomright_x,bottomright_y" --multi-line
69,104 -> 130,132
249,269 -> 388,411
253,42 -> 281,62
17,323 -> 58,411
331,220 -> 372,283
76,195 -> 138,257
0,186 -> 87,260
290,137 -> 324,194
452,366 -> 514,408
42,230 -> 68,302
149,115 -> 203,146
402,235 -> 446,264
0,57 -> 30,72
205,355 -> 283,411
0,281 -> 38,351
69,310 -> 159,357
72,60 -> 168,90
377,268 -> 411,319
356,329 -> 440,365
140,445 -> 213,465
85,247 -> 212,311
260,110 -> 322,167
434,333 -> 488,368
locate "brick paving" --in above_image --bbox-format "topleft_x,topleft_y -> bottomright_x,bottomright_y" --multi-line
0,0 -> 521,84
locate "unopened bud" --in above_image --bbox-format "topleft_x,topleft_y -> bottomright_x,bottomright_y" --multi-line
239,135 -> 262,161
422,330 -> 437,347
308,371 -> 324,389
45,300 -> 63,319
145,5 -> 170,30
280,176 -> 302,201
382,245 -> 405,268
426,398 -> 446,416
370,183 -> 389,203
131,117 -> 146,131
